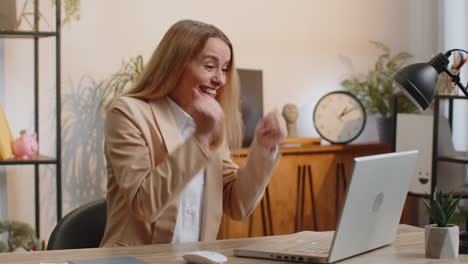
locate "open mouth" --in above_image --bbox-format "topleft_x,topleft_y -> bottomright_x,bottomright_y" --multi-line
200,87 -> 217,97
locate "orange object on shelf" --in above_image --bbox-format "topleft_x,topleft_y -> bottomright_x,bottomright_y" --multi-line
279,137 -> 322,148
0,105 -> 14,160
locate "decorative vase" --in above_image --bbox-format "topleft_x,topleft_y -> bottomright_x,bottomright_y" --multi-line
425,224 -> 459,259
376,116 -> 392,143
12,130 -> 38,159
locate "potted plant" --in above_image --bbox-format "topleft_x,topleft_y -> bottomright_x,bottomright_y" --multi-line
423,187 -> 461,259
60,55 -> 143,210
0,220 -> 41,252
13,0 -> 80,31
53,0 -> 81,26
341,41 -> 418,143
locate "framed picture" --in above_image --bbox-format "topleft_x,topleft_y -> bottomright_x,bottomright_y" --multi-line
238,69 -> 263,148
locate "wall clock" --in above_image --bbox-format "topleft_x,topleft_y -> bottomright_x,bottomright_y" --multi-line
313,91 -> 366,144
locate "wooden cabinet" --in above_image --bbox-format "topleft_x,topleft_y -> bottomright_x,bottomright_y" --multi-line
217,143 -> 409,239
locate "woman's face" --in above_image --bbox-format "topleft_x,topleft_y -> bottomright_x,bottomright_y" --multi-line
170,37 -> 231,112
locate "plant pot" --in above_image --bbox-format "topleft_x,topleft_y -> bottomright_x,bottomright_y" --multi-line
0,0 -> 16,30
376,116 -> 392,143
425,224 -> 459,259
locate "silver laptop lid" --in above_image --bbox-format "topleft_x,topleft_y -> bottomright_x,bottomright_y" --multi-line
329,150 -> 418,262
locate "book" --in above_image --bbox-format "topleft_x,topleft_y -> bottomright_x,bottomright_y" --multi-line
68,256 -> 148,264
0,105 -> 13,160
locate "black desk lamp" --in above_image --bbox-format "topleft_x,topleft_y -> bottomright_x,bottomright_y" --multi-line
393,49 -> 468,111
392,48 -> 468,254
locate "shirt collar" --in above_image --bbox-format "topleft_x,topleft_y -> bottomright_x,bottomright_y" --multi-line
166,96 -> 194,133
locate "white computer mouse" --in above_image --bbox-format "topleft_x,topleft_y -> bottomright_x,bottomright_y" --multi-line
183,250 -> 228,264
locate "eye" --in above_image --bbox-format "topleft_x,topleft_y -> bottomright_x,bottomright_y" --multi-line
205,64 -> 216,71
222,68 -> 229,73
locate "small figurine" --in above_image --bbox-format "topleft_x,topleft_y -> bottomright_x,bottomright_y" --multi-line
12,130 -> 38,159
282,104 -> 299,138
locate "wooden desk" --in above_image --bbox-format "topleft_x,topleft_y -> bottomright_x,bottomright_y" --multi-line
2,225 -> 466,264
219,143 -> 400,239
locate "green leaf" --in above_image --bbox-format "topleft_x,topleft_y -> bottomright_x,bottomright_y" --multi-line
450,211 -> 465,226
341,41 -> 417,117
423,198 -> 432,210
424,187 -> 461,227
51,0 -> 81,26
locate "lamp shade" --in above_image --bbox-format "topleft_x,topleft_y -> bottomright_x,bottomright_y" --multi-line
392,63 -> 440,111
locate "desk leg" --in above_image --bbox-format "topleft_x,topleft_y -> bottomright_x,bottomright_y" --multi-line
260,197 -> 267,236
308,165 -> 318,230
265,187 -> 274,235
335,163 -> 347,221
248,186 -> 274,237
300,165 -> 306,231
248,214 -> 253,237
295,164 -> 318,231
295,165 -> 302,232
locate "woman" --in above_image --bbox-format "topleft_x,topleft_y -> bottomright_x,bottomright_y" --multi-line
100,19 -> 286,247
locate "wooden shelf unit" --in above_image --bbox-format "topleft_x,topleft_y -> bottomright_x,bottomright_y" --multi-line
0,1 -> 62,238
0,155 -> 56,165
0,30 -> 56,38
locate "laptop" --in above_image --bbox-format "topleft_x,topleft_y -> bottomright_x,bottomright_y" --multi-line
234,150 -> 419,263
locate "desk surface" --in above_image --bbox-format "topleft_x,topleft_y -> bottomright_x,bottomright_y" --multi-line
1,225 -> 467,264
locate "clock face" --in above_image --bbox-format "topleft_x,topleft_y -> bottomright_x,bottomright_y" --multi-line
313,91 -> 366,144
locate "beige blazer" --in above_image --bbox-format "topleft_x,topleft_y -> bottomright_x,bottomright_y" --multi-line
100,96 -> 280,247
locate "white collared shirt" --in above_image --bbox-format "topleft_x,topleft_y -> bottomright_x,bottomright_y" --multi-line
167,97 -> 205,243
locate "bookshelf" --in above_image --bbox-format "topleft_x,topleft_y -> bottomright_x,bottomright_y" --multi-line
431,95 -> 468,198
0,0 -> 62,238
392,94 -> 468,199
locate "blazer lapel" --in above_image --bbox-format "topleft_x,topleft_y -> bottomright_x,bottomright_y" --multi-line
149,97 -> 223,241
148,98 -> 181,153
148,97 -> 182,243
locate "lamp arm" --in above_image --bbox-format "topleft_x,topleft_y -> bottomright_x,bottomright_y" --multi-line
444,49 -> 468,57
442,68 -> 468,97
442,49 -> 468,96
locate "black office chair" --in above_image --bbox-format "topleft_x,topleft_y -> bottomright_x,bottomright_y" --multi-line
47,199 -> 107,250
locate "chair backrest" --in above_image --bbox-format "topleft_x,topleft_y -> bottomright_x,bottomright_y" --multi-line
47,199 -> 107,250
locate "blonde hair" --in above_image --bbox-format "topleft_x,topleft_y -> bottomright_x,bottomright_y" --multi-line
124,19 -> 242,149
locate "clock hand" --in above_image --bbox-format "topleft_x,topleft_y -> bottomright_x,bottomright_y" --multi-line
342,107 -> 356,116
338,107 -> 348,118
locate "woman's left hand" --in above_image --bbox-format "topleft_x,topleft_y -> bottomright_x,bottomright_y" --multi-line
255,109 -> 287,151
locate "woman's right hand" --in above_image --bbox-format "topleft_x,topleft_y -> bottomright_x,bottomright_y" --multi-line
190,90 -> 224,147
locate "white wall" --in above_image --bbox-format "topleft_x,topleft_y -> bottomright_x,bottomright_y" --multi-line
1,0 -> 439,241
65,0 -> 436,138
